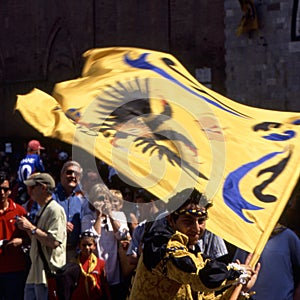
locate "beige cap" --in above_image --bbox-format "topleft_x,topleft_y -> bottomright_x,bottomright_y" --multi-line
24,173 -> 55,190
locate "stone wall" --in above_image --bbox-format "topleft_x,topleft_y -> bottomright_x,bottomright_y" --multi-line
224,0 -> 300,111
0,0 -> 225,138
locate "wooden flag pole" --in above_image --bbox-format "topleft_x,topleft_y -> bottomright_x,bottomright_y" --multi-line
229,284 -> 243,300
229,252 -> 258,300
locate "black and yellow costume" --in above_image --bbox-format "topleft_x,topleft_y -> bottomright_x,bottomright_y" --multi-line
128,218 -> 247,300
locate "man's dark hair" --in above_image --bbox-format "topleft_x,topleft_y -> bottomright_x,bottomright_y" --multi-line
166,188 -> 209,222
0,171 -> 9,185
179,188 -> 203,208
166,188 -> 203,210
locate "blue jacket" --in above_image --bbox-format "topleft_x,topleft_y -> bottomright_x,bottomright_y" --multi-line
17,153 -> 45,184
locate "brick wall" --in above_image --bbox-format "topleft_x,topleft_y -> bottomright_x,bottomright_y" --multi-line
1,1 -> 224,138
224,0 -> 300,111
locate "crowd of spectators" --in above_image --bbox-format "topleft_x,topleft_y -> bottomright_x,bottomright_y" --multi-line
1,138 -> 300,300
0,138 -> 168,299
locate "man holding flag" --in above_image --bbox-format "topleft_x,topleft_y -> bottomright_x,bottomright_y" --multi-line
128,188 -> 260,299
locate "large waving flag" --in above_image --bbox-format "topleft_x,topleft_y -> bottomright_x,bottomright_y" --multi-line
16,47 -> 300,263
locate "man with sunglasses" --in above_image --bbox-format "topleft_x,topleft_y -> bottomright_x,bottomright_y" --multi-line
52,160 -> 87,262
128,188 -> 260,300
0,171 -> 29,300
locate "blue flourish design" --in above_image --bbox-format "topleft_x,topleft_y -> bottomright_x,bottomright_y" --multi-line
124,53 -> 245,118
223,151 -> 284,223
292,119 -> 300,125
262,130 -> 295,141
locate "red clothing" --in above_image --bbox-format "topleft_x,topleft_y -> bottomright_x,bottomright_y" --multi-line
72,254 -> 111,300
0,198 -> 28,273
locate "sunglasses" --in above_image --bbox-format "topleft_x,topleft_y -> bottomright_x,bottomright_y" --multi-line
0,187 -> 10,193
65,169 -> 79,176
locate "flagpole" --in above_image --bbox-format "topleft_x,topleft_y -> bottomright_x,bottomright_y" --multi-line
229,252 -> 257,300
229,284 -> 243,300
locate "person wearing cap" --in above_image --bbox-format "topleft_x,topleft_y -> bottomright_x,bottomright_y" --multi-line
16,139 -> 45,204
15,172 -> 67,300
128,188 -> 260,300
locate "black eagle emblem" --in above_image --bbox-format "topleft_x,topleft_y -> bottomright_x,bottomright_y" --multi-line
83,77 -> 208,181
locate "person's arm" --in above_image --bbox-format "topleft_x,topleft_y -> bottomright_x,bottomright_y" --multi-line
93,213 -> 102,235
91,201 -> 106,235
108,214 -> 121,233
161,233 -> 260,297
6,207 -> 30,250
5,227 -> 31,252
102,199 -> 121,233
16,215 -> 60,249
30,227 -> 61,248
129,212 -> 139,233
102,200 -> 131,240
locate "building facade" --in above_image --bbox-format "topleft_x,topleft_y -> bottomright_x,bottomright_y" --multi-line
1,0 -> 300,140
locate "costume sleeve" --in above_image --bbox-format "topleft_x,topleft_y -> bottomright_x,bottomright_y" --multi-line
200,285 -> 250,300
164,232 -> 240,295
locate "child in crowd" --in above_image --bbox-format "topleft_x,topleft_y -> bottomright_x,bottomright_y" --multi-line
72,231 -> 111,300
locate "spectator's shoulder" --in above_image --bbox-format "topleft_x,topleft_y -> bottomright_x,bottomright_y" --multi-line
13,200 -> 27,215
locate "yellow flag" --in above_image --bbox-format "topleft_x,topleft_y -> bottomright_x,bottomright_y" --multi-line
15,47 -> 300,262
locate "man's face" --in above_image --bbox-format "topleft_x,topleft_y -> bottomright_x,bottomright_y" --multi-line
60,166 -> 81,192
0,180 -> 10,204
170,213 -> 206,246
27,183 -> 43,201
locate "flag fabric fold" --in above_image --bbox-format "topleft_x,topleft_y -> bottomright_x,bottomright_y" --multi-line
16,47 -> 300,263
